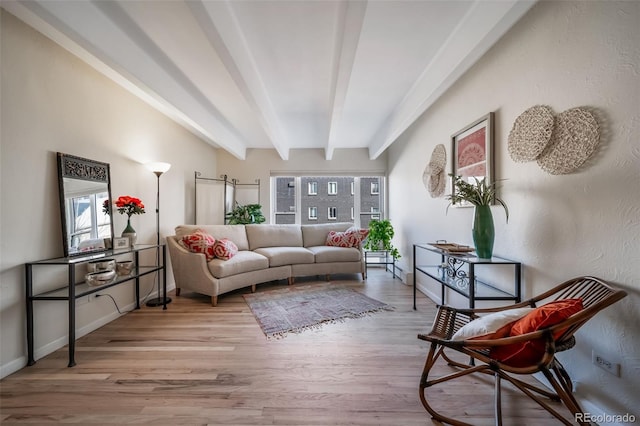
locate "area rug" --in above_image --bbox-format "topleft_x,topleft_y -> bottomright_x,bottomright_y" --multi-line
243,284 -> 393,338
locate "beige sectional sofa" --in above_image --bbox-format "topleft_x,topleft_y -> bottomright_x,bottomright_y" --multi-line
166,222 -> 364,306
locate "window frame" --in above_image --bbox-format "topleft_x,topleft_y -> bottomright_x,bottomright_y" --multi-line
328,181 -> 338,195
308,206 -> 318,220
328,206 -> 337,220
308,181 -> 318,195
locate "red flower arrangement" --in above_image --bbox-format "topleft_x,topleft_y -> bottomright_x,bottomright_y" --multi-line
114,195 -> 145,217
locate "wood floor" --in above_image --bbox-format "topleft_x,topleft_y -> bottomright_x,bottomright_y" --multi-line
0,269 -> 572,425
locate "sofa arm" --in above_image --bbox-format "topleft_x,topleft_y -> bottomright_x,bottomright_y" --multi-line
166,236 -> 218,297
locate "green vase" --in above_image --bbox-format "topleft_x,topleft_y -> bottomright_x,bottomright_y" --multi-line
472,205 -> 494,259
121,217 -> 137,246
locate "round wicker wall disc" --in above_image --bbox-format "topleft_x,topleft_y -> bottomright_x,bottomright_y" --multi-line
508,105 -> 554,162
423,144 -> 447,198
537,107 -> 600,175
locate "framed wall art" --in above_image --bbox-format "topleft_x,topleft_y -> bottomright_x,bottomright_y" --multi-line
451,112 -> 495,206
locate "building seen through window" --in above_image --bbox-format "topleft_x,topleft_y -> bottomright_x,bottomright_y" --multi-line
273,176 -> 384,226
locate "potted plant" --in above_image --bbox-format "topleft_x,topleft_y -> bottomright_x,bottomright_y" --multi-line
226,203 -> 266,225
446,175 -> 508,259
364,219 -> 401,260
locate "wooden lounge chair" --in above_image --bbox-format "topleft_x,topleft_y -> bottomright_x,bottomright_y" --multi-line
417,276 -> 627,425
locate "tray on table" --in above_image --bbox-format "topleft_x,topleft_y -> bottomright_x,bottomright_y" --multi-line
428,242 -> 475,253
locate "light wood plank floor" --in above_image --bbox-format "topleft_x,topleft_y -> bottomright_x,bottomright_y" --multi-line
1,269 -> 573,425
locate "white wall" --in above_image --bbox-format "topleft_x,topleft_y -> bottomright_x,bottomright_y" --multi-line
388,0 -> 639,419
0,10 -> 217,377
217,148 -> 387,223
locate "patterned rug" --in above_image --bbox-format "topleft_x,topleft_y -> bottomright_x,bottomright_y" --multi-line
243,284 -> 393,338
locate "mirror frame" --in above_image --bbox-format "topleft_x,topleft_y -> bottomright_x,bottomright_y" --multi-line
57,152 -> 114,257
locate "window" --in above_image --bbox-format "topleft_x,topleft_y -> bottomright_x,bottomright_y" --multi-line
371,181 -> 380,194
272,176 -> 384,226
308,181 -> 318,195
328,207 -> 337,220
308,207 -> 318,220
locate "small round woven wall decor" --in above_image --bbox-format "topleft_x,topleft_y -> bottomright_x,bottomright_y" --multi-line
423,144 -> 447,198
508,105 -> 555,162
537,107 -> 600,175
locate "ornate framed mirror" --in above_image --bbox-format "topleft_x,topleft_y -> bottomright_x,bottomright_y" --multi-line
57,153 -> 114,257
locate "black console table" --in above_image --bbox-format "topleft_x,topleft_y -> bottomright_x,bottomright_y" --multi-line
25,244 -> 166,367
412,243 -> 521,310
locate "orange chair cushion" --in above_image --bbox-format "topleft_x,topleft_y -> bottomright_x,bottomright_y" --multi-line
490,298 -> 583,367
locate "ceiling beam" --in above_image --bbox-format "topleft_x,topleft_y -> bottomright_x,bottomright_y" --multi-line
324,1 -> 368,161
367,0 -> 536,160
193,0 -> 291,161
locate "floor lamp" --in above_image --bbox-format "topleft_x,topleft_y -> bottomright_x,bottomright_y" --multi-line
145,162 -> 172,307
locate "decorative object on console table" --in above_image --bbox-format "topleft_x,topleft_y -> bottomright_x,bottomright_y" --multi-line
112,195 -> 145,246
145,162 -> 172,308
447,175 -> 508,259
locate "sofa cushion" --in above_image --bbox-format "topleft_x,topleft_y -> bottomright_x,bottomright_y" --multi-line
213,238 -> 238,260
308,246 -> 361,263
301,222 -> 353,247
207,250 -> 269,278
254,247 -> 314,267
175,225 -> 249,251
246,225 -> 303,250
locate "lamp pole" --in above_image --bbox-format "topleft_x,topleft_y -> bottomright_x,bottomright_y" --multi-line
145,162 -> 171,307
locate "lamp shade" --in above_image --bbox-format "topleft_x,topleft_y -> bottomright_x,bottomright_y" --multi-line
145,162 -> 171,175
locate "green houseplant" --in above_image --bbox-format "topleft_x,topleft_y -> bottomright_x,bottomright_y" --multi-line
226,203 -> 266,225
446,175 -> 508,259
363,219 -> 401,260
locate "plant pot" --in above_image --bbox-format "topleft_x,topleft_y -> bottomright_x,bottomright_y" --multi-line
472,205 -> 494,259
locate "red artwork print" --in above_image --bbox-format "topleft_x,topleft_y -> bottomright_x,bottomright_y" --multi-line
457,127 -> 487,177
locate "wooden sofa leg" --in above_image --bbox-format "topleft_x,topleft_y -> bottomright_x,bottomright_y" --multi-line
325,274 -> 330,281
251,284 -> 256,293
175,287 -> 181,296
362,272 -> 366,280
288,277 -> 294,285
211,296 -> 218,307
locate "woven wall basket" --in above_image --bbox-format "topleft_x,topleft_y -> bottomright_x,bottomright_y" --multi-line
423,144 -> 447,198
508,105 -> 555,162
537,107 -> 600,175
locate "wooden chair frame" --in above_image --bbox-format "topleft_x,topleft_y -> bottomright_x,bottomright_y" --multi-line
417,276 -> 627,426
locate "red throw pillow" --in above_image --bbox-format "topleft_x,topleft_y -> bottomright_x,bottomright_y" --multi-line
326,228 -> 369,248
212,238 -> 238,260
180,230 -> 215,261
491,298 -> 583,367
326,231 -> 352,248
346,226 -> 369,247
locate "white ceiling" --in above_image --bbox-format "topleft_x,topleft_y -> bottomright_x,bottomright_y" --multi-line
3,0 -> 535,160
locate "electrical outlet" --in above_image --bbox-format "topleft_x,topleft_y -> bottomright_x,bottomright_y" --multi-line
75,296 -> 90,306
592,350 -> 621,377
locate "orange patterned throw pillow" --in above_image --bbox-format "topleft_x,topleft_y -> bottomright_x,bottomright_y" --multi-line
490,298 -> 584,367
212,238 -> 238,260
326,227 -> 369,248
180,230 -> 215,261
